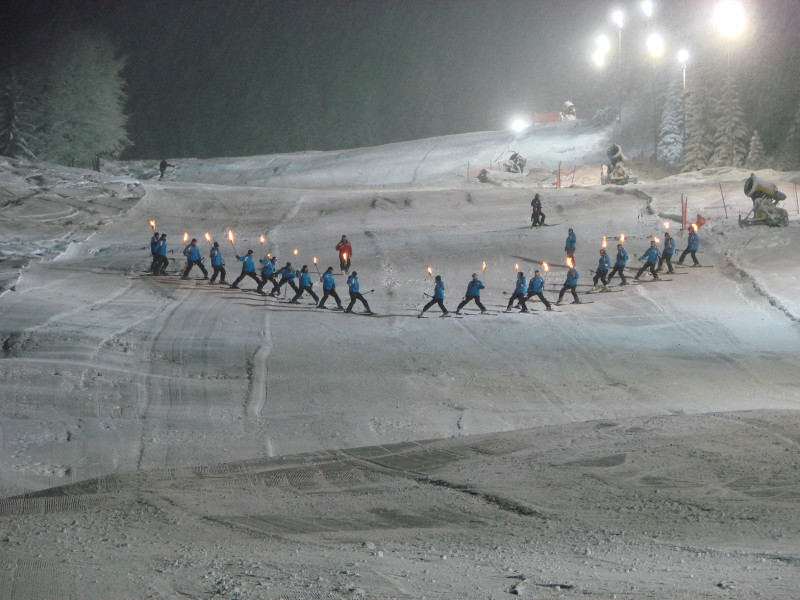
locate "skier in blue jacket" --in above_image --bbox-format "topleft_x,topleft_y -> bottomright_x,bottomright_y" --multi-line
345,271 -> 372,314
182,238 -> 209,279
591,248 -> 611,291
677,228 -> 701,266
607,243 -> 628,285
557,262 -> 581,304
455,273 -> 487,314
230,249 -> 261,289
635,240 -> 661,280
317,267 -> 344,309
419,275 -> 449,317
657,232 -> 676,273
270,262 -> 299,296
256,256 -> 278,293
506,272 -> 529,312
524,269 -> 553,310
149,232 -> 160,273
155,233 -> 168,274
565,228 -> 577,259
208,242 -> 227,284
289,265 -> 320,304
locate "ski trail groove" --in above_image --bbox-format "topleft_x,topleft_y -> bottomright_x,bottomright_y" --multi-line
246,312 -> 273,419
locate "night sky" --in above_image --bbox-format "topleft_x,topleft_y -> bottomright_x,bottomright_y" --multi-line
3,0 -> 799,160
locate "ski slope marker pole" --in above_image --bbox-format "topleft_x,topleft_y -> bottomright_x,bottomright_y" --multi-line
719,183 -> 728,218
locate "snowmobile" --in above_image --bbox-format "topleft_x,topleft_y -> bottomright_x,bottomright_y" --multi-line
504,152 -> 527,174
739,173 -> 789,227
601,143 -> 637,185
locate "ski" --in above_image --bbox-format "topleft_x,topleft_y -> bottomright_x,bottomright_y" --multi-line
631,278 -> 673,283
585,289 -> 624,294
556,301 -> 594,306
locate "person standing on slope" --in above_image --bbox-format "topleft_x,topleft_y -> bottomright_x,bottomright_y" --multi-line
335,235 -> 352,274
182,238 -> 209,280
557,261 -> 581,304
345,271 -> 372,314
256,256 -> 278,294
524,269 -> 553,310
209,242 -> 227,284
289,265 -> 320,304
658,232 -> 676,274
677,226 -> 701,266
419,275 -> 449,317
455,273 -> 487,314
159,158 -> 174,180
565,228 -> 577,259
270,262 -> 299,296
530,193 -> 545,227
591,247 -> 611,292
317,266 -> 344,309
155,233 -> 168,274
506,272 -> 529,312
229,249 -> 261,289
607,243 -> 629,285
149,231 -> 160,273
635,240 -> 661,280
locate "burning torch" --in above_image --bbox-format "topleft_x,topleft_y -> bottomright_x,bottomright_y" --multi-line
228,229 -> 238,256
542,261 -> 549,284
602,236 -> 607,248
149,219 -> 156,230
664,220 -> 670,230
313,256 -> 320,275
260,234 -> 265,255
204,232 -> 212,249
183,232 -> 189,244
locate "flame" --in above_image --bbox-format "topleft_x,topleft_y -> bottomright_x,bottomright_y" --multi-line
183,232 -> 188,243
620,233 -> 626,243
542,261 -> 549,272
204,232 -> 211,242
427,266 -> 433,276
514,263 -> 519,271
267,252 -> 271,258
602,236 -> 607,248
566,258 -> 574,268
149,219 -> 156,229
313,256 -> 317,264
691,223 -> 698,232
228,230 -> 234,243
293,248 -> 298,256
654,236 -> 660,243
260,234 -> 265,244
343,252 -> 348,261
664,220 -> 670,229
482,261 -> 486,272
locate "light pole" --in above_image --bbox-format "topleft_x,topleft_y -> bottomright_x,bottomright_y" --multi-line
713,0 -> 746,165
646,32 -> 664,159
612,9 -> 624,122
677,49 -> 689,146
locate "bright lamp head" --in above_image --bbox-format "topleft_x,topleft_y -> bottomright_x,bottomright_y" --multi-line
646,33 -> 664,58
713,0 -> 746,39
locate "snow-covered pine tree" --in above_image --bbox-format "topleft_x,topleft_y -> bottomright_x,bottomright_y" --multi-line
708,72 -> 749,168
680,72 -> 714,172
745,130 -> 766,170
15,28 -> 130,167
779,102 -> 800,170
658,69 -> 684,165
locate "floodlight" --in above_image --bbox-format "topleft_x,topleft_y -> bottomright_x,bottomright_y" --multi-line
641,1 -> 654,18
592,50 -> 606,68
646,33 -> 664,58
612,9 -> 624,28
509,118 -> 530,133
596,34 -> 611,54
713,0 -> 746,39
677,49 -> 689,64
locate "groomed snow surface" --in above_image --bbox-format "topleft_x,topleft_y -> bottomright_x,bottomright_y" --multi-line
1,125 -> 799,599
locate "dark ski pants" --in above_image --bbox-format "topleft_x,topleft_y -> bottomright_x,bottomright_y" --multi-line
678,249 -> 699,265
346,291 -> 370,313
658,253 -> 674,272
291,285 -> 319,303
183,259 -> 208,278
566,248 -> 575,259
507,292 -> 528,311
256,273 -> 277,293
421,298 -> 448,315
271,277 -> 298,296
318,288 -> 343,308
210,265 -> 226,282
607,265 -> 627,284
635,263 -> 658,279
456,295 -> 486,313
154,255 -> 168,273
558,284 -> 579,303
592,269 -> 609,286
149,253 -> 160,273
232,269 -> 261,288
525,291 -> 551,309
530,209 -> 545,227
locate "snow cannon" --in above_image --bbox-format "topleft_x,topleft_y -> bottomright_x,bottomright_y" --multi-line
602,143 -> 637,185
561,100 -> 576,120
740,173 -> 788,227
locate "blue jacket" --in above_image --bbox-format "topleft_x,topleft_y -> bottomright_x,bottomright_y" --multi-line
321,272 -> 336,290
298,271 -> 312,287
687,232 -> 699,250
150,235 -> 159,253
210,247 -> 223,267
597,253 -> 610,271
156,238 -> 167,256
347,274 -> 359,293
433,279 -> 445,299
466,279 -> 484,296
663,237 -> 675,255
184,244 -> 201,261
238,254 -> 255,272
565,268 -> 579,286
615,248 -> 628,266
260,260 -> 276,276
642,246 -> 661,264
528,274 -> 545,293
565,231 -> 576,250
514,276 -> 527,295
277,266 -> 296,280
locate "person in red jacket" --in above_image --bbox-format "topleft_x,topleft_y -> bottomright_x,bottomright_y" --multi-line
335,234 -> 352,274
